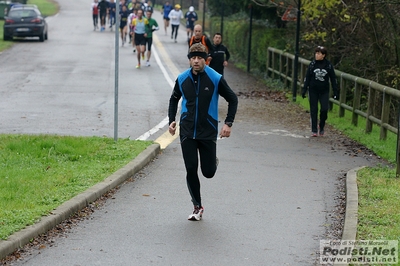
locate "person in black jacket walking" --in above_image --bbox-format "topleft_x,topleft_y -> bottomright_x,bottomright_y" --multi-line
209,33 -> 230,76
168,43 -> 238,221
302,46 -> 338,137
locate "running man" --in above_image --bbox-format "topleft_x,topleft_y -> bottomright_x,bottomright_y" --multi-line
131,9 -> 149,68
128,8 -> 138,48
144,9 -> 159,66
184,6 -> 197,40
168,43 -> 238,221
91,0 -> 99,31
161,1 -> 172,35
119,5 -> 130,46
97,0 -> 109,32
209,33 -> 231,76
168,4 -> 183,42
188,24 -> 213,64
108,0 -> 116,30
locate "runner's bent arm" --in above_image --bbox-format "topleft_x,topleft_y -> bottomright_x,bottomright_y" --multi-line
168,80 -> 182,125
217,77 -> 238,123
225,46 -> 231,62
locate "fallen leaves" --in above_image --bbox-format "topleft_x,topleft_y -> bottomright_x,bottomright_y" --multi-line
237,90 -> 289,103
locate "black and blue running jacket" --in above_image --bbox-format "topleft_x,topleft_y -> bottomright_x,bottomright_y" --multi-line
168,66 -> 238,140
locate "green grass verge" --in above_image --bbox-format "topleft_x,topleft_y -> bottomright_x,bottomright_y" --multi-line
28,0 -> 59,16
0,134 -> 152,240
356,166 -> 399,265
296,96 -> 396,164
357,167 -> 399,240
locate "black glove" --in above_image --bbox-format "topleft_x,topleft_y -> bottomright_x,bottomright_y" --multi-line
333,91 -> 339,100
301,92 -> 306,99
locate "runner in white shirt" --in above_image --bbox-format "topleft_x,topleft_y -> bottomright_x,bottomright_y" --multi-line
168,4 -> 183,43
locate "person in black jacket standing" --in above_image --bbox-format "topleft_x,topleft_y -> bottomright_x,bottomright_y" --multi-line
168,43 -> 238,221
209,33 -> 230,76
302,46 -> 338,137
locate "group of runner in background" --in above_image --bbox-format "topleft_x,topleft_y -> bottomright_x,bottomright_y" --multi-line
90,0 -> 230,74
91,0 -> 158,68
161,2 -> 197,42
160,1 -> 231,75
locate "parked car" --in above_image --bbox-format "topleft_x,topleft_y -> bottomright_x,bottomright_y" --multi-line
3,5 -> 48,42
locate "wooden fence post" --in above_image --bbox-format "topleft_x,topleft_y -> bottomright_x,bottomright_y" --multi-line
279,52 -> 283,83
285,55 -> 289,88
380,88 -> 391,140
339,74 -> 346,117
267,48 -> 270,78
397,105 -> 400,177
271,51 -> 276,79
352,81 -> 361,126
366,82 -> 375,133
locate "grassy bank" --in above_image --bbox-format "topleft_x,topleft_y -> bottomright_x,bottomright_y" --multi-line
28,0 -> 59,15
0,0 -> 155,242
0,134 -> 152,240
296,96 -> 396,163
296,95 -> 399,264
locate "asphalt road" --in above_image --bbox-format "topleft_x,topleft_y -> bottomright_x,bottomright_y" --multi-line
0,0 -> 175,140
0,1 -> 380,265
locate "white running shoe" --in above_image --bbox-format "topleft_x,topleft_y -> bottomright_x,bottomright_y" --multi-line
188,205 -> 204,221
145,61 -> 150,67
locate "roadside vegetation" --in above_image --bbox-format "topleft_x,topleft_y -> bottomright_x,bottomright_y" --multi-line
0,134 -> 152,240
297,93 -> 399,263
0,0 -> 154,241
1,0 -> 399,260
208,0 -> 400,255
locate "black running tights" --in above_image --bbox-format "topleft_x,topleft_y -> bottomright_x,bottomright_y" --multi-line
93,14 -> 98,27
171,24 -> 179,39
180,137 -> 217,207
308,89 -> 329,133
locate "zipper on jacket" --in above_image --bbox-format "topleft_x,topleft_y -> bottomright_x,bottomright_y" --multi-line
193,76 -> 200,139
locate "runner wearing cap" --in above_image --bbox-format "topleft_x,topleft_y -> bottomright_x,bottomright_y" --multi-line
185,6 -> 198,40
168,4 -> 183,42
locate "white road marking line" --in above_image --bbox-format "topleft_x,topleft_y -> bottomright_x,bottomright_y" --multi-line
248,129 -> 306,138
136,34 -> 180,145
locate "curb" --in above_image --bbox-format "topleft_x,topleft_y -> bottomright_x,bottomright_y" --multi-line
334,166 -> 364,266
0,143 -> 161,261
